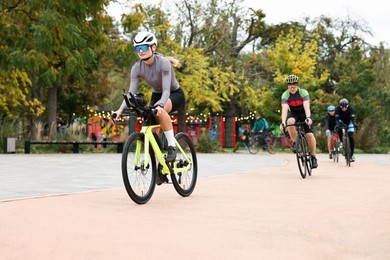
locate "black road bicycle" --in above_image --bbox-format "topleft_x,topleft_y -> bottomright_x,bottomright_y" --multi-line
285,122 -> 312,179
339,124 -> 353,167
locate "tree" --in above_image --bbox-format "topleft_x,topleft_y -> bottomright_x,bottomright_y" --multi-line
1,0 -> 112,138
265,29 -> 328,119
174,0 -> 267,146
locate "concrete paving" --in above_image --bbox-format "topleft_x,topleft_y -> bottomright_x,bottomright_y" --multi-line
0,153 -> 389,259
0,152 -> 284,201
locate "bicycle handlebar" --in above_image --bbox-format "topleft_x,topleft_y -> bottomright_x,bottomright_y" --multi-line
121,90 -> 161,125
285,121 -> 308,127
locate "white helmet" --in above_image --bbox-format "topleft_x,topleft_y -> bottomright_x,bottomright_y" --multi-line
133,32 -> 157,47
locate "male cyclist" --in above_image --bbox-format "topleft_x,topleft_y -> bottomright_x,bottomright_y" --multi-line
280,74 -> 318,168
335,98 -> 357,162
113,31 -> 185,163
324,105 -> 338,159
252,114 -> 269,149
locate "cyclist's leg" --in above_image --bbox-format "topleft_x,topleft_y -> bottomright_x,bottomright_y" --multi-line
261,130 -> 268,148
286,113 -> 297,142
302,115 -> 318,168
153,89 -> 185,161
326,130 -> 333,158
347,122 -> 355,160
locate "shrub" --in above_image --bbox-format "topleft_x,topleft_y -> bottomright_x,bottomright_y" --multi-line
196,128 -> 220,153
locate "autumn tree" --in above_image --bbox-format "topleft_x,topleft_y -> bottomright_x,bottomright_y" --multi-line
1,0 -> 113,138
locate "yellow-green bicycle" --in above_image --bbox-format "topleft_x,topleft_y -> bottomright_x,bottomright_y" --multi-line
118,91 -> 197,204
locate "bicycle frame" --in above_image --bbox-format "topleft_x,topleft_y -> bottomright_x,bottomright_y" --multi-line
134,124 -> 192,175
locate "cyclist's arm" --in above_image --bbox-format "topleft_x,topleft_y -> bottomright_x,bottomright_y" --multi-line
303,99 -> 311,119
324,115 -> 330,130
119,65 -> 140,112
349,106 -> 356,125
159,58 -> 173,106
281,103 -> 289,124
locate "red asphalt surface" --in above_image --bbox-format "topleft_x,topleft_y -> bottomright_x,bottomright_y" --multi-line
1,154 -> 390,259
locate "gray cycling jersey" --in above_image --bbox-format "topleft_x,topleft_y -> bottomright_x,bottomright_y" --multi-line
120,54 -> 180,109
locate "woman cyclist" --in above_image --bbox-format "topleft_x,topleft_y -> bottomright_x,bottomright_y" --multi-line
113,31 -> 185,162
335,98 -> 356,162
324,105 -> 338,159
280,74 -> 318,168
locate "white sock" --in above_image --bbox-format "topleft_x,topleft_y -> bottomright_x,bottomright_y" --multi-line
164,130 -> 176,147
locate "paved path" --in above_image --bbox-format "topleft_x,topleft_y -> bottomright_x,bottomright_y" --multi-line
0,153 -> 389,259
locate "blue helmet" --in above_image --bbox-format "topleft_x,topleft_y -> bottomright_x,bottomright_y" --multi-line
327,105 -> 336,112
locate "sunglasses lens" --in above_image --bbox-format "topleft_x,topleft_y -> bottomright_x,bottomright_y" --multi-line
135,45 -> 149,53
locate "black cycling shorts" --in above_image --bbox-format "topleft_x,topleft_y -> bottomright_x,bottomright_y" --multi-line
150,87 -> 185,112
287,112 -> 313,133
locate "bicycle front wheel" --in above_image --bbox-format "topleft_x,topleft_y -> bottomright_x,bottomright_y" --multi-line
303,136 -> 312,176
248,135 -> 261,154
171,133 -> 198,197
122,132 -> 156,204
295,135 -> 307,179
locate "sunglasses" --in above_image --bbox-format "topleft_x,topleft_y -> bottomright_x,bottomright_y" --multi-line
135,44 -> 150,53
341,105 -> 348,109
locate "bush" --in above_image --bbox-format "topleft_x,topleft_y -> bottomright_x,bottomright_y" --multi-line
0,118 -> 22,151
196,129 -> 220,153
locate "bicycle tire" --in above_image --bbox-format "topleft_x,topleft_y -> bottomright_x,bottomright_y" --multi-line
295,134 -> 307,179
248,135 -> 261,154
122,132 -> 156,204
303,136 -> 312,176
271,138 -> 281,153
170,133 -> 198,197
265,137 -> 275,154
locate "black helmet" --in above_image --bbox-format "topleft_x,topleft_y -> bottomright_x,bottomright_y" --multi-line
285,74 -> 299,84
339,98 -> 349,108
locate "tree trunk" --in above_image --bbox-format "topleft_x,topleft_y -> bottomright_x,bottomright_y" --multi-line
47,85 -> 58,137
28,73 -> 42,140
224,98 -> 237,148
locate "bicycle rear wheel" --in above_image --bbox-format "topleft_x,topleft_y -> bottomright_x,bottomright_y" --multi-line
170,133 -> 197,197
295,135 -> 307,179
271,137 -> 281,153
265,136 -> 276,154
122,132 -> 156,204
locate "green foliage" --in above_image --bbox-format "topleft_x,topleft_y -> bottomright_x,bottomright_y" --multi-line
2,0 -> 390,151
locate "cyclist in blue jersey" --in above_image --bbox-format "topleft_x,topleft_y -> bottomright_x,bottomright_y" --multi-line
113,32 -> 185,162
324,105 -> 338,159
279,74 -> 318,168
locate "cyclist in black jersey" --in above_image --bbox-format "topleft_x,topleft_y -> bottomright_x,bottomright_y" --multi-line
335,98 -> 357,162
325,105 -> 338,159
280,74 -> 318,168
113,32 -> 185,162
